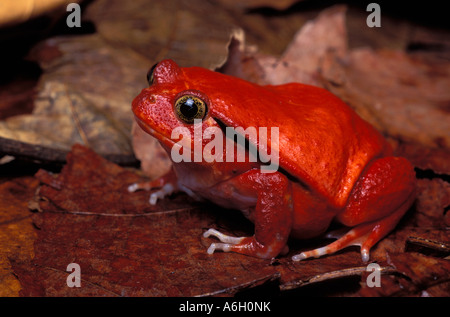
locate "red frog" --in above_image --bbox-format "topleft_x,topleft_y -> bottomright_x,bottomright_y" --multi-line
129,59 -> 416,262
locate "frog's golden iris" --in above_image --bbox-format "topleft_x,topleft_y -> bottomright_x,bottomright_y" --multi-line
174,94 -> 207,123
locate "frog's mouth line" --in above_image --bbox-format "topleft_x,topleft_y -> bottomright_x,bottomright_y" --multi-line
134,116 -> 176,148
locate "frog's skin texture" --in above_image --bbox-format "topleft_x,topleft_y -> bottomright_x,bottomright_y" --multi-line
129,59 -> 416,262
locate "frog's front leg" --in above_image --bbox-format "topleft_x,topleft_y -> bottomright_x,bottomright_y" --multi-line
203,228 -> 245,253
204,169 -> 293,259
128,167 -> 179,205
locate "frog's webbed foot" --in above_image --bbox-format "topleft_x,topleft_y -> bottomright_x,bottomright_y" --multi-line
203,228 -> 245,254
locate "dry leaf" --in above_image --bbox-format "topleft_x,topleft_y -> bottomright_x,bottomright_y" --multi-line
131,122 -> 171,180
0,176 -> 39,296
0,35 -> 148,161
216,0 -> 302,11
321,49 -> 450,152
220,5 -> 348,86
83,0 -> 238,69
0,0 -> 78,27
261,5 -> 348,86
359,252 -> 450,296
413,179 -> 450,227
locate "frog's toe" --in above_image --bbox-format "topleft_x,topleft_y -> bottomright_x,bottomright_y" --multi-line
127,183 -> 140,193
148,183 -> 176,205
291,225 -> 371,262
203,228 -> 244,244
127,180 -> 159,192
292,246 -> 329,261
206,242 -> 233,254
203,228 -> 245,254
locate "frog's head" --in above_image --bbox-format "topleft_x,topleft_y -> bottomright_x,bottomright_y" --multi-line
133,59 -> 281,173
132,59 -> 224,161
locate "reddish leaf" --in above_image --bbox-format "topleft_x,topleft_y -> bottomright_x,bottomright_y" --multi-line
0,176 -> 38,296
13,145 -> 379,296
15,145 -> 282,296
359,252 -> 450,296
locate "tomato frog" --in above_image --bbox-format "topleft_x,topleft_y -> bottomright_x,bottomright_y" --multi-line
128,59 -> 416,262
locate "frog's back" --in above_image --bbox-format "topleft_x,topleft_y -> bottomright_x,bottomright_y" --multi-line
263,83 -> 390,207
183,67 -> 390,208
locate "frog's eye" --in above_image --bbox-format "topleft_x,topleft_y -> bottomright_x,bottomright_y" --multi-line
174,95 -> 207,124
146,63 -> 158,85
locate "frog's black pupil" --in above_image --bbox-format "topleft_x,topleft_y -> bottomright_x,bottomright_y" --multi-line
180,98 -> 198,118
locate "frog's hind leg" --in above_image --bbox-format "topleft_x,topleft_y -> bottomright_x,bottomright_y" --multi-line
293,156 -> 416,262
292,197 -> 413,262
